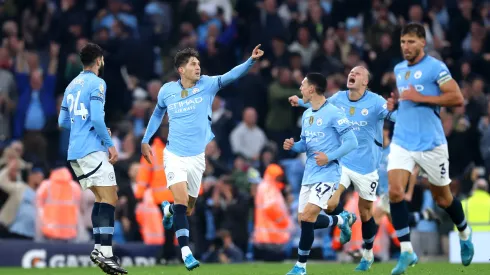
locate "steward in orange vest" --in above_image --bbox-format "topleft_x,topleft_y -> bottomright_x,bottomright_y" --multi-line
36,167 -> 82,241
136,189 -> 164,245
253,164 -> 293,261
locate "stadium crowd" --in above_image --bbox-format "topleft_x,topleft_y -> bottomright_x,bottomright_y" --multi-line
0,0 -> 489,265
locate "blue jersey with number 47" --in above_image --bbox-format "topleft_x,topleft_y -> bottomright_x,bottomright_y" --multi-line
293,102 -> 356,185
299,91 -> 396,175
393,55 -> 451,151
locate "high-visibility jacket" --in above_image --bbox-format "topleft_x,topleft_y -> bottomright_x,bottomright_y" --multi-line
136,189 -> 164,245
135,138 -> 174,204
253,164 -> 292,245
36,167 -> 81,240
461,190 -> 490,232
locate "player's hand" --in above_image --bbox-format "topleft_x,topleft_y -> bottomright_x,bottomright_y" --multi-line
400,85 -> 425,103
288,95 -> 300,107
387,92 -> 398,111
108,146 -> 118,164
283,138 -> 295,150
314,151 -> 329,166
251,44 -> 264,60
141,143 -> 153,164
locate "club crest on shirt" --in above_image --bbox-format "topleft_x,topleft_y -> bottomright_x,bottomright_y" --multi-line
192,88 -> 199,94
309,116 -> 314,125
414,70 -> 422,79
349,107 -> 355,116
361,108 -> 369,116
316,118 -> 323,126
405,71 -> 411,80
181,89 -> 188,98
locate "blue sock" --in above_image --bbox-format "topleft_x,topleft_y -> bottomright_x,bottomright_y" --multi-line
314,215 -> 339,229
92,202 -> 101,250
98,203 -> 115,257
444,198 -> 468,232
362,217 -> 378,250
389,200 -> 411,242
298,221 -> 315,263
173,204 -> 190,248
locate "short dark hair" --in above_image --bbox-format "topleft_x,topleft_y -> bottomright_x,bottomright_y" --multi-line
401,22 -> 426,39
174,48 -> 199,69
306,72 -> 326,95
79,43 -> 104,67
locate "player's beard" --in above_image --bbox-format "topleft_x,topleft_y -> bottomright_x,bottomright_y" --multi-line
98,63 -> 105,78
406,48 -> 421,63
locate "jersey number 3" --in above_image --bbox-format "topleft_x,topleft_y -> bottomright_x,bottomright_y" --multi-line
67,91 -> 88,120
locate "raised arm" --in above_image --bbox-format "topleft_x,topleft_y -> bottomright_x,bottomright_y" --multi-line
297,98 -> 311,109
376,95 -> 397,122
215,45 -> 264,89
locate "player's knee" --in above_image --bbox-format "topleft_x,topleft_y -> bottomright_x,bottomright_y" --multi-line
359,207 -> 373,222
326,199 -> 338,211
324,207 -> 334,214
388,185 -> 404,203
358,200 -> 373,221
174,196 -> 189,206
434,195 -> 452,208
300,211 -> 317,223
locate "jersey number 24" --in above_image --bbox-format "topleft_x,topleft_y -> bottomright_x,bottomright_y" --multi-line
67,91 -> 88,121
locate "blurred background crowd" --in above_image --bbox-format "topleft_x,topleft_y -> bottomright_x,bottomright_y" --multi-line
1,0 -> 490,266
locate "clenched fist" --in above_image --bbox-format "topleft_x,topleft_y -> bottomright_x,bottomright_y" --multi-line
283,138 -> 295,150
289,95 -> 300,107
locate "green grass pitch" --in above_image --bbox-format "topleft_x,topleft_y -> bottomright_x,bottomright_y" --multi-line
0,262 -> 488,275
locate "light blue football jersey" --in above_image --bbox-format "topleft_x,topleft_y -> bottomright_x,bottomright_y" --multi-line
142,58 -> 255,156
299,91 -> 395,175
61,71 -> 112,160
329,91 -> 395,174
393,55 -> 451,151
293,102 -> 356,185
377,145 -> 390,195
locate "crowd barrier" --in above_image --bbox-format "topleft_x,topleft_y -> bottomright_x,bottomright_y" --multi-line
0,240 -> 160,268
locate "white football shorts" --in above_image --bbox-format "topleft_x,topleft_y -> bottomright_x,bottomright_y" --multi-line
70,151 -> 116,190
339,166 -> 379,201
298,182 -> 336,213
387,143 -> 451,186
163,148 -> 205,198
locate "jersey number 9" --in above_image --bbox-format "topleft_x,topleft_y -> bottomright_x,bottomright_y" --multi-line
67,91 -> 88,120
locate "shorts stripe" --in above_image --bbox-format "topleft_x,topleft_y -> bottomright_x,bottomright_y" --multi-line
74,161 -> 103,181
